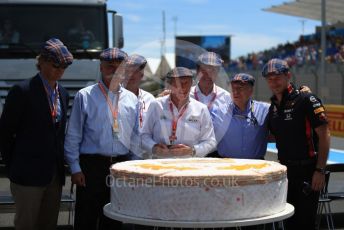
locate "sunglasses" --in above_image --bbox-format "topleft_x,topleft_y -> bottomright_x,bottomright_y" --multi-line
51,62 -> 69,69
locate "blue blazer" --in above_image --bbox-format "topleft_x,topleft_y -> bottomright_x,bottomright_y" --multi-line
0,74 -> 69,186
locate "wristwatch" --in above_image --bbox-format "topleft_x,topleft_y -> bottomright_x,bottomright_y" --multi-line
191,146 -> 196,157
315,167 -> 326,175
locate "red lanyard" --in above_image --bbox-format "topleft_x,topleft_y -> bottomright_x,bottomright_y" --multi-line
138,90 -> 145,128
169,99 -> 188,145
194,85 -> 217,109
44,84 -> 59,122
98,82 -> 120,133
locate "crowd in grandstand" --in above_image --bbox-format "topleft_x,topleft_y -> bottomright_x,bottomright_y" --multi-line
228,27 -> 344,72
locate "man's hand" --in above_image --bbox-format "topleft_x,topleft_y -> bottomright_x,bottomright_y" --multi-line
300,85 -> 312,93
169,144 -> 193,156
152,143 -> 169,156
71,172 -> 86,187
311,171 -> 325,191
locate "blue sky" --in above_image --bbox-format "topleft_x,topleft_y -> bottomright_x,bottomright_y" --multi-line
108,0 -> 320,59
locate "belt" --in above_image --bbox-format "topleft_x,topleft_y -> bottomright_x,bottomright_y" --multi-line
80,153 -> 131,163
279,158 -> 316,167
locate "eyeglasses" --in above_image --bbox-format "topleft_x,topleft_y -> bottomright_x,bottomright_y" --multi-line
51,62 -> 69,69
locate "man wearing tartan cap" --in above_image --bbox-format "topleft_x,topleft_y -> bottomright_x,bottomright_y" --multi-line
124,54 -> 155,159
0,38 -> 72,230
263,58 -> 330,229
65,47 -> 139,230
142,67 -> 216,158
189,51 -> 233,156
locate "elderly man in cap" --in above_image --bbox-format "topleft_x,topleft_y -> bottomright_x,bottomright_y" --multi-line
0,38 -> 72,230
262,58 -> 330,229
64,48 -> 139,230
189,51 -> 232,155
124,54 -> 155,158
216,73 -> 270,159
158,52 -> 231,155
142,67 -> 216,158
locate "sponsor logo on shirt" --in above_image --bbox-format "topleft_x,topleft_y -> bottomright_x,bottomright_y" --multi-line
313,103 -> 321,108
284,113 -> 293,121
310,96 -> 317,103
187,116 -> 199,123
314,107 -> 325,114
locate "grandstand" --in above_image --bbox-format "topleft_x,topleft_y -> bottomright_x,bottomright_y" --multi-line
225,0 -> 344,105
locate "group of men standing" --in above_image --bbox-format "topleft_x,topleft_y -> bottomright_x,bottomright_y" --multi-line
0,38 -> 330,230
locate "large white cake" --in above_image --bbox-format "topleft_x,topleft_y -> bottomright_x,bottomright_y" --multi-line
109,158 -> 287,221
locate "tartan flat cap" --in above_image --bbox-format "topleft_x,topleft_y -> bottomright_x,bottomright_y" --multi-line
125,54 -> 147,68
230,73 -> 255,85
166,67 -> 193,78
40,38 -> 73,66
100,48 -> 128,62
197,51 -> 223,67
262,58 -> 290,77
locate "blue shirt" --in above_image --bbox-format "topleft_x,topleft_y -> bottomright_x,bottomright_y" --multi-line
217,99 -> 270,159
64,81 -> 139,174
39,73 -> 61,123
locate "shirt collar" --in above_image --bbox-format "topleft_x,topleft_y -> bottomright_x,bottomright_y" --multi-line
39,73 -> 58,94
168,95 -> 190,111
100,79 -> 123,94
195,83 -> 216,96
233,98 -> 252,115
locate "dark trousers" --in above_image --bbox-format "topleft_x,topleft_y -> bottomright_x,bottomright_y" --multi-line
285,163 -> 319,230
206,150 -> 222,158
74,154 -> 130,230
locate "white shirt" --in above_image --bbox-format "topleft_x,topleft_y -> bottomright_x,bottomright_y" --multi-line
135,89 -> 155,159
141,95 -> 216,157
190,83 -> 232,142
137,89 -> 155,131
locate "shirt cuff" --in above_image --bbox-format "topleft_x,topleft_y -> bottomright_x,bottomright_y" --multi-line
193,144 -> 205,157
70,162 -> 82,174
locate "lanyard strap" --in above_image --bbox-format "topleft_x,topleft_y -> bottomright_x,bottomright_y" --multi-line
98,82 -> 120,131
194,85 -> 217,109
169,99 -> 188,144
43,84 -> 59,122
139,89 -> 145,128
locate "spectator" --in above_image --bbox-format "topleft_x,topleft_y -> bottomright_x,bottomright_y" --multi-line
0,19 -> 20,43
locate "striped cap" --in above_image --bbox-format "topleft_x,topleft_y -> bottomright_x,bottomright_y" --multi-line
125,54 -> 147,68
197,51 -> 223,67
230,73 -> 255,85
100,48 -> 128,62
262,58 -> 289,77
166,67 -> 193,78
40,38 -> 73,66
